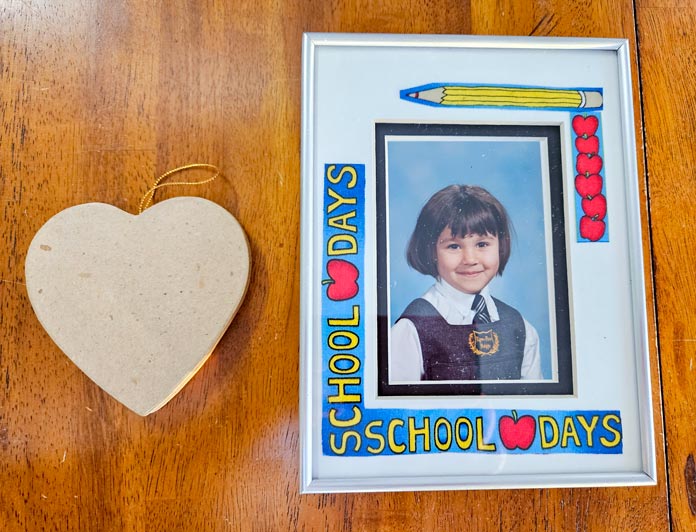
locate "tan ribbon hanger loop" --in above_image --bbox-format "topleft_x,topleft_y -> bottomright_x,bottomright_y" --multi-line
138,163 -> 220,214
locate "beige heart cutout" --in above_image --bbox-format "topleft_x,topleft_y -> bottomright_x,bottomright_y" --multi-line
25,197 -> 250,416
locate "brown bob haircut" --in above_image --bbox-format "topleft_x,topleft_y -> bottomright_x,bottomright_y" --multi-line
406,185 -> 512,278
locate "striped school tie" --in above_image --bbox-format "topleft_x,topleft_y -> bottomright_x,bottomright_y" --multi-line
472,294 -> 491,324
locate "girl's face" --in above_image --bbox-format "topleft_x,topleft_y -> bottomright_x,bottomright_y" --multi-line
435,227 -> 500,294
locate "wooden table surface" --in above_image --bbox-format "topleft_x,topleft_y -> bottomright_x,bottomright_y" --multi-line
0,1 -> 691,530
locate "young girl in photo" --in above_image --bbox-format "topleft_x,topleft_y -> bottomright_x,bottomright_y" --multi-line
390,185 -> 542,382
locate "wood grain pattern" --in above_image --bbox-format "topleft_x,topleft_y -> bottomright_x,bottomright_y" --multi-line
636,3 -> 696,531
0,0 -> 672,530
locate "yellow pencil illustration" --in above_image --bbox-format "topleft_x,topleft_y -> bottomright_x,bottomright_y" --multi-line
402,84 -> 603,110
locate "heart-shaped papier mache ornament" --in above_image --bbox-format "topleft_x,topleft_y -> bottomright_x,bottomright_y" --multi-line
25,196 -> 250,416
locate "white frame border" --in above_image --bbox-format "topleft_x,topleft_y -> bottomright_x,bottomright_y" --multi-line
300,33 -> 655,493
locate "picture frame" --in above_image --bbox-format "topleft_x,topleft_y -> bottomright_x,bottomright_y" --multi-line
300,33 -> 656,493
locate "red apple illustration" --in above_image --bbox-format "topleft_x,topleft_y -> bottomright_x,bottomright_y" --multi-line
575,134 -> 600,155
572,115 -> 599,137
322,259 -> 359,301
576,153 -> 603,176
575,173 -> 603,199
582,193 -> 607,219
580,215 -> 606,241
498,410 -> 536,450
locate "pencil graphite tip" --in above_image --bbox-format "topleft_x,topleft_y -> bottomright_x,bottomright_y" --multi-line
407,88 -> 443,103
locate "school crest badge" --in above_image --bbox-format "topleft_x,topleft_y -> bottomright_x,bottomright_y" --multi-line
468,329 -> 500,356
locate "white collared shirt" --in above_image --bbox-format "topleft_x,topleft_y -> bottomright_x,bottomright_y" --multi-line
389,278 -> 543,382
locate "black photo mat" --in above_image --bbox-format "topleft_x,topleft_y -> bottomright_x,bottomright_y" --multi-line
375,123 -> 573,397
